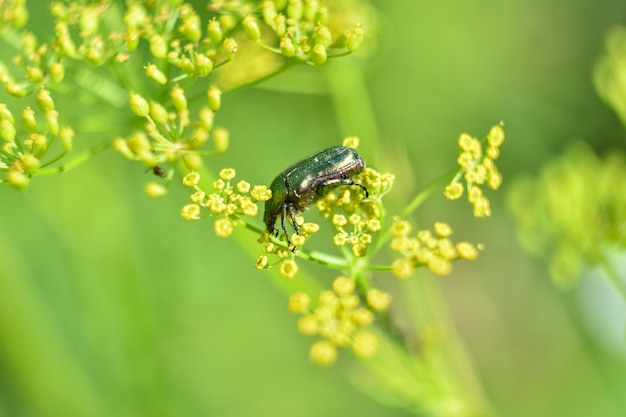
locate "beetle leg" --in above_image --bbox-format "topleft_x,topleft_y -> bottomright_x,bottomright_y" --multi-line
321,178 -> 369,198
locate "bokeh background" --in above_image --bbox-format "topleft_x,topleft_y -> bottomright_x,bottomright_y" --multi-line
1,1 -> 625,416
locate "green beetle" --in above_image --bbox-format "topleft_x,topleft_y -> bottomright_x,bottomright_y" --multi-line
264,145 -> 369,247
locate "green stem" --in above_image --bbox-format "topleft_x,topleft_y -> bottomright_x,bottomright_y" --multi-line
35,141 -> 111,176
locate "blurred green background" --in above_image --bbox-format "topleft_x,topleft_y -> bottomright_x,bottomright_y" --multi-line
1,1 -> 626,416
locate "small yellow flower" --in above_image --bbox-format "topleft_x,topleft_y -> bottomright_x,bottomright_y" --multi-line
366,288 -> 391,311
236,180 -> 250,193
180,203 -> 201,220
213,179 -> 225,190
279,259 -> 298,279
183,172 -> 201,187
214,217 -> 234,237
145,181 -> 167,197
350,308 -> 374,325
332,276 -> 355,296
342,136 -> 359,149
391,258 -> 414,279
433,222 -> 453,238
255,255 -> 269,270
219,168 -> 236,181
444,182 -> 464,200
457,242 -> 480,260
487,124 -> 505,147
297,315 -> 319,335
251,185 -> 272,201
352,331 -> 378,358
310,340 -> 337,367
288,292 -> 311,313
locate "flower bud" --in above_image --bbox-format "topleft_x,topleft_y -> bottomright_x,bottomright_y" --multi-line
180,14 -> 201,42
21,154 -> 41,175
59,126 -> 74,151
49,62 -> 65,83
222,37 -> 238,59
274,14 -> 286,37
287,0 -> 303,20
212,127 -> 229,153
145,64 -> 167,84
262,2 -> 277,26
129,93 -> 150,117
313,25 -> 332,47
6,82 -> 27,98
145,181 -> 167,197
346,26 -> 364,52
22,108 -> 37,132
0,119 -> 16,142
37,89 -> 55,114
149,34 -> 168,58
8,169 -> 30,190
149,102 -> 169,124
46,110 -> 59,136
207,19 -> 223,44
310,44 -> 327,65
280,37 -> 296,57
193,53 -> 213,77
183,153 -> 202,170
243,16 -> 261,41
171,86 -> 187,112
26,66 -> 44,83
126,29 -> 140,51
207,86 -> 222,111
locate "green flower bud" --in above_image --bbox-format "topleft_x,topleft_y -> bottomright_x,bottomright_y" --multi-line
315,6 -> 328,24
207,19 -> 223,44
59,126 -> 73,151
213,127 -> 229,153
0,105 -> 14,124
198,107 -> 214,130
149,102 -> 169,124
222,38 -> 238,59
26,66 -> 44,83
22,108 -> 37,132
85,46 -> 104,65
274,14 -> 286,37
346,27 -> 364,52
193,53 -> 213,77
280,36 -> 296,57
0,119 -> 16,142
287,0 -> 303,20
149,34 -> 168,58
113,138 -> 134,159
180,14 -> 201,42
183,153 -> 202,171
49,62 -> 65,83
80,6 -> 99,37
262,1 -> 277,26
21,154 -> 40,175
22,32 -> 37,55
310,43 -> 327,65
243,16 -> 261,41
171,86 -> 187,112
303,0 -> 320,22
178,56 -> 194,74
190,127 -> 209,148
36,89 -> 55,114
145,64 -> 168,84
6,82 -> 27,98
129,93 -> 150,117
126,29 -> 140,52
219,14 -> 236,31
46,110 -> 59,136
8,169 -> 30,190
207,86 -> 222,112
313,25 -> 332,47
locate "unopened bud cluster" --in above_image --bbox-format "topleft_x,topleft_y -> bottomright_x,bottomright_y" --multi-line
114,85 -> 227,194
0,91 -> 73,189
288,276 -> 392,366
390,219 -> 480,278
444,124 -> 505,217
180,169 -> 272,240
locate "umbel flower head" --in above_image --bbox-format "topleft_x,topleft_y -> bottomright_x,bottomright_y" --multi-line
444,123 -> 505,217
507,142 -> 626,288
288,276 -> 392,366
180,168 -> 271,238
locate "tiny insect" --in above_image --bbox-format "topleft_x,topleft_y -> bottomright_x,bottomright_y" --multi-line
150,166 -> 167,178
264,145 -> 369,248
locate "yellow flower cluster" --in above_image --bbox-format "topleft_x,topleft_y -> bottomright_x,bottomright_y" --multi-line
390,219 -> 480,278
444,124 -> 505,217
115,85 -> 228,195
316,166 -> 394,258
288,276 -> 392,366
180,168 -> 271,239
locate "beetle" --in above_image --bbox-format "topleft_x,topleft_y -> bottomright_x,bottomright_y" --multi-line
264,145 -> 369,248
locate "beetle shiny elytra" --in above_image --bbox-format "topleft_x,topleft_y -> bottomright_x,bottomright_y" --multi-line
264,145 -> 369,247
